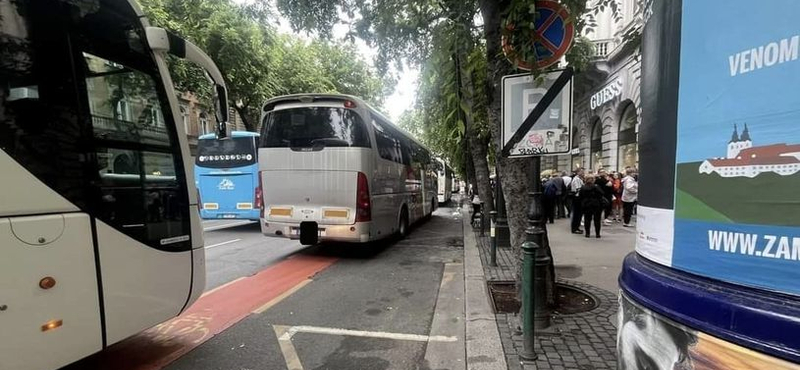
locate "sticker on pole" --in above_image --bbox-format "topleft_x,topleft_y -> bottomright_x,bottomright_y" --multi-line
501,70 -> 573,157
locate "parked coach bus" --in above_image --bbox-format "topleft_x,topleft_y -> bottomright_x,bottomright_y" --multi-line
435,158 -> 453,204
258,94 -> 437,245
0,1 -> 230,369
195,131 -> 261,220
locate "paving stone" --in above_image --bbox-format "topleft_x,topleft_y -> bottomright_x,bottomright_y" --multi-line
474,230 -> 619,369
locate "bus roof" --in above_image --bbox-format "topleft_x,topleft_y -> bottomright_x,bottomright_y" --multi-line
198,131 -> 259,140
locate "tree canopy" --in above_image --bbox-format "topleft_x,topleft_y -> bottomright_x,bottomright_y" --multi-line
139,0 -> 388,131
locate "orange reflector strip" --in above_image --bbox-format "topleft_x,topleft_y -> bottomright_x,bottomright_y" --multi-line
204,203 -> 219,210
270,208 -> 292,216
236,203 -> 253,210
323,210 -> 348,218
41,319 -> 62,332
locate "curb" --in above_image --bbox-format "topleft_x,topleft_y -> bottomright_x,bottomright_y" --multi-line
463,208 -> 509,370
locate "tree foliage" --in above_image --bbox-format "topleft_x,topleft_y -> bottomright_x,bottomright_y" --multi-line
139,0 -> 387,131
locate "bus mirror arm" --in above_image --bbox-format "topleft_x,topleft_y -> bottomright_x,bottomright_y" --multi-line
145,26 -> 230,139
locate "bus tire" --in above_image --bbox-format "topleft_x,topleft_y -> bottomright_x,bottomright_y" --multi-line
398,207 -> 409,238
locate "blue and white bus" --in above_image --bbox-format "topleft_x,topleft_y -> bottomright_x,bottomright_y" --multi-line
195,131 -> 261,220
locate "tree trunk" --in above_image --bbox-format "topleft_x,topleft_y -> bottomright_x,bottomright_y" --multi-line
463,137 -> 477,195
480,0 -> 556,309
234,104 -> 256,132
456,53 -> 494,214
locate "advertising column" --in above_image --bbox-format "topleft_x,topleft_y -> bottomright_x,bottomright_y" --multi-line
619,0 -> 800,368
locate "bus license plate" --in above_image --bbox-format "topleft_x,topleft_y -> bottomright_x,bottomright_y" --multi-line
222,214 -> 236,219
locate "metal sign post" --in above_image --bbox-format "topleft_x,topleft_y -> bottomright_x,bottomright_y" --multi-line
502,67 -> 574,362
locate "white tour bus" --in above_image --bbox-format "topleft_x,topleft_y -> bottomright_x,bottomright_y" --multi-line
0,1 -> 230,369
435,158 -> 453,204
258,94 -> 438,244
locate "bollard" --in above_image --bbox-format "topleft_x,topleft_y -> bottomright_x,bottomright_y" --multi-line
489,211 -> 498,267
520,241 -> 538,361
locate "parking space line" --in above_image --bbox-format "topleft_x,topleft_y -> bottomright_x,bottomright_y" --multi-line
253,279 -> 312,314
205,238 -> 242,249
278,325 -> 458,343
274,325 -> 305,370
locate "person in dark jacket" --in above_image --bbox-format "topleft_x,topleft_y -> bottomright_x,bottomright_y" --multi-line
543,174 -> 559,224
579,174 -> 605,238
596,170 -> 615,224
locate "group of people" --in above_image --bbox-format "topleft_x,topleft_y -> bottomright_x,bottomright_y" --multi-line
543,167 -> 639,238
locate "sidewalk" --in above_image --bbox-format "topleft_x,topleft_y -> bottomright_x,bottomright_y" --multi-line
462,208 -> 636,370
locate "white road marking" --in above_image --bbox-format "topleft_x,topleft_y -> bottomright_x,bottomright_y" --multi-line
274,326 -> 304,370
205,238 -> 242,249
203,220 -> 255,231
278,325 -> 458,343
252,279 -> 312,314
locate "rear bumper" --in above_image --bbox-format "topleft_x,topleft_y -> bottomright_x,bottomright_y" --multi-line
261,219 -> 372,243
200,209 -> 260,220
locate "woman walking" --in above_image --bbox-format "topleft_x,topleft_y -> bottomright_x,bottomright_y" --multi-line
579,174 -> 606,238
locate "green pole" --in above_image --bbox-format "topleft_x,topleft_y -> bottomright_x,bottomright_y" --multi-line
520,240 -> 538,360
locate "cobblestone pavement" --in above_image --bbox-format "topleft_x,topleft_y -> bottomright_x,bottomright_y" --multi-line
474,231 -> 619,370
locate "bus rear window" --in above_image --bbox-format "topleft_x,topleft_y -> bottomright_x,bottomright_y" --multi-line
260,107 -> 370,149
196,137 -> 257,168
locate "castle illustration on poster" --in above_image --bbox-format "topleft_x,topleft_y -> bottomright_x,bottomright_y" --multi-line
699,124 -> 800,178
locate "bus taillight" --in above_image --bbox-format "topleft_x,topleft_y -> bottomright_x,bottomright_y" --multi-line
356,172 -> 371,222
256,171 -> 264,218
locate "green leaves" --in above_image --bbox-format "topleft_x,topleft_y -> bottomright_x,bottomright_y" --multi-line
139,0 -> 387,131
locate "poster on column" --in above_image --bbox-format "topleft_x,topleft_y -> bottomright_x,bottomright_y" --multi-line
638,0 -> 800,296
618,292 -> 800,370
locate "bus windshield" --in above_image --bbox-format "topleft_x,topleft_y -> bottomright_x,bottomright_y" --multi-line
260,107 -> 371,149
196,136 -> 257,168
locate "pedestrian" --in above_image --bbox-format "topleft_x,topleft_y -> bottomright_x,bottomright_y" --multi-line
543,174 -> 559,224
596,170 -> 615,225
622,168 -> 639,227
579,174 -> 605,238
561,171 -> 573,217
569,168 -> 585,234
612,172 -> 623,222
552,171 -> 566,219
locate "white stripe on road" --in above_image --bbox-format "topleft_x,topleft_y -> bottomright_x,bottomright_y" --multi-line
203,220 -> 255,231
205,238 -> 242,249
273,324 -> 458,370
278,325 -> 458,342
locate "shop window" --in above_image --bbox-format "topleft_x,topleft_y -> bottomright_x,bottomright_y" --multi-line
590,118 -> 603,171
618,103 -> 638,171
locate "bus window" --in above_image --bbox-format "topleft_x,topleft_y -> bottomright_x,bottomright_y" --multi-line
196,136 -> 257,168
261,107 -> 370,149
84,52 -> 169,145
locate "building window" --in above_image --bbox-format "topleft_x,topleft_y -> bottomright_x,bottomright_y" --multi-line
618,103 -> 638,171
590,118 -> 603,171
180,106 -> 188,134
199,112 -> 209,135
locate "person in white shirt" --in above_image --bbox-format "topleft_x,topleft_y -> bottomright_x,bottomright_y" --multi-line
561,171 -> 573,217
621,168 -> 639,227
569,168 -> 585,233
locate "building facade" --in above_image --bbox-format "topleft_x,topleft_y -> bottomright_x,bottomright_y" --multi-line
177,93 -> 248,156
543,0 -> 642,174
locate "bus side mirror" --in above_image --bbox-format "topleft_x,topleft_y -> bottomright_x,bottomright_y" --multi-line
214,84 -> 230,140
145,26 -> 231,140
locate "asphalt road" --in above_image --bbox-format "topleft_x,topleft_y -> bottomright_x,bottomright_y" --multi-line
62,207 -> 466,370
200,220 -> 306,290
168,207 -> 465,370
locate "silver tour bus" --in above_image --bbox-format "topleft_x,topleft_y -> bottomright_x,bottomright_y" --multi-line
257,94 -> 437,244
